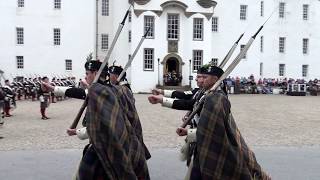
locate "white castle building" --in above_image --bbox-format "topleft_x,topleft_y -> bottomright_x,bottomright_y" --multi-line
0,0 -> 95,81
1,0 -> 320,92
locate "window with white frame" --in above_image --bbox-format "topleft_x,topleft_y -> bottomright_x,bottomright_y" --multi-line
102,0 -> 109,16
240,5 -> 247,20
211,58 -> 218,66
16,27 -> 24,45
18,0 -> 24,7
101,34 -> 108,50
260,1 -> 264,17
279,2 -> 285,18
54,0 -> 61,9
279,64 -> 285,76
128,31 -> 131,43
167,14 -> 179,40
16,56 -> 24,69
279,37 -> 285,53
240,44 -> 247,58
303,38 -> 309,54
212,17 -> 218,32
143,48 -> 154,71
260,36 -> 264,52
193,50 -> 203,71
260,62 -> 263,76
144,16 -> 154,38
303,4 -> 309,20
193,18 -> 203,40
65,59 -> 72,71
302,65 -> 308,77
53,28 -> 61,45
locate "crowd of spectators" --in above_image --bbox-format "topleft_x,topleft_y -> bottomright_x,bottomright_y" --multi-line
164,71 -> 182,86
224,75 -> 320,95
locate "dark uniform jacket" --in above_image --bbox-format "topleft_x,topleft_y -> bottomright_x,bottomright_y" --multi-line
191,91 -> 270,180
171,88 -> 204,111
170,88 -> 199,100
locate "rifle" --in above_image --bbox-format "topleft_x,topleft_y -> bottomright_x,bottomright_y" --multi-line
117,27 -> 151,82
69,5 -> 132,129
180,33 -> 244,123
180,12 -> 274,128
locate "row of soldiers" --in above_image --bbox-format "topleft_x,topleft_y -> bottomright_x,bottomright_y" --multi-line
0,77 -> 77,121
9,77 -> 77,101
2,59 -> 272,179
40,61 -> 149,179
47,58 -> 271,179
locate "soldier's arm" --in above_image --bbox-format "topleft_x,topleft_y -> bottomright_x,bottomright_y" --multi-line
53,86 -> 87,100
66,127 -> 89,140
170,90 -> 194,99
162,97 -> 195,111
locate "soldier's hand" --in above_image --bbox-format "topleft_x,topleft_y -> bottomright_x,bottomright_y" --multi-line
148,95 -> 163,104
66,128 -> 77,136
176,127 -> 187,136
182,115 -> 188,122
151,88 -> 163,95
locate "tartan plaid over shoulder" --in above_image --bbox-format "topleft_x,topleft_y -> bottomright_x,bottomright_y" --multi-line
192,91 -> 270,180
85,83 -> 150,180
117,85 -> 151,160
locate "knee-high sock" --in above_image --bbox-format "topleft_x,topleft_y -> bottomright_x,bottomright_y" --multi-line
40,108 -> 45,117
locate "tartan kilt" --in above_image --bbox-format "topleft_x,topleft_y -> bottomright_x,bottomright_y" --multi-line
40,95 -> 50,108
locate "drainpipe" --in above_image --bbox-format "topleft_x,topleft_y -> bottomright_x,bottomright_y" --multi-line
95,0 -> 99,59
157,58 -> 160,85
189,59 -> 192,87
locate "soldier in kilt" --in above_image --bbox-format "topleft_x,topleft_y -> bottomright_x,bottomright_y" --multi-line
39,77 -> 51,120
56,61 -> 150,180
177,66 -> 270,180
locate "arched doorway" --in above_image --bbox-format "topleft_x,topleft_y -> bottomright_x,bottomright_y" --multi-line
162,54 -> 184,86
166,57 -> 178,73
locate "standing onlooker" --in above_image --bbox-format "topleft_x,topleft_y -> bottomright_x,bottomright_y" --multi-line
39,77 -> 51,120
2,80 -> 14,117
0,87 -> 5,125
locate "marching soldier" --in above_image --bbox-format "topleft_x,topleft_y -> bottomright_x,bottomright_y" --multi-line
108,65 -> 132,90
176,65 -> 270,180
81,65 -> 150,179
46,60 -> 150,179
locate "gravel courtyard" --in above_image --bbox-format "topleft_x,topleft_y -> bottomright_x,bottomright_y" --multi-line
1,94 -> 320,151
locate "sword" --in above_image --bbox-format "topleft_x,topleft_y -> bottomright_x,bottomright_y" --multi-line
69,5 -> 132,129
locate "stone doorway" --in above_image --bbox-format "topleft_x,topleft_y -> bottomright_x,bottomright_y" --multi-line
162,54 -> 183,86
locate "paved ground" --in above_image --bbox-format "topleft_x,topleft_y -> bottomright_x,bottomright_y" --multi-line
1,147 -> 320,180
1,94 -> 320,179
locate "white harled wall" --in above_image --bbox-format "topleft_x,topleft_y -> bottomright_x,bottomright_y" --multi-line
214,0 -> 320,80
1,0 -> 320,92
0,0 -> 95,80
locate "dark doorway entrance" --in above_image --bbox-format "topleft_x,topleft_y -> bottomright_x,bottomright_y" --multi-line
164,57 -> 181,86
